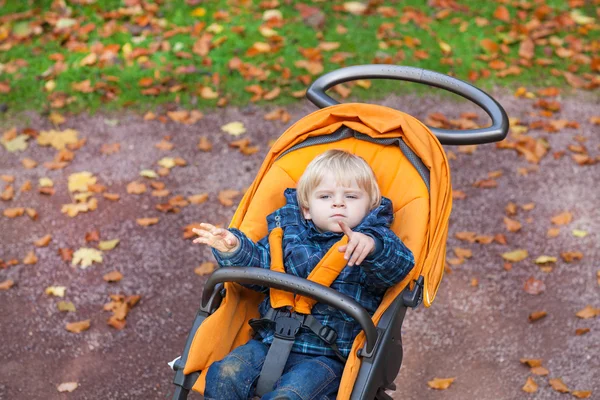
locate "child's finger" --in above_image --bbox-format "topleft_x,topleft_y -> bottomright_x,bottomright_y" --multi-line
344,240 -> 358,261
199,223 -> 215,231
338,221 -> 354,238
355,246 -> 371,266
348,242 -> 365,266
337,245 -> 347,253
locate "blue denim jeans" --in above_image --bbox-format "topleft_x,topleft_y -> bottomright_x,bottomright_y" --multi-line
204,339 -> 345,400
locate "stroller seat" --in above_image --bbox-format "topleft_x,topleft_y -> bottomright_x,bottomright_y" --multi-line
172,65 -> 508,400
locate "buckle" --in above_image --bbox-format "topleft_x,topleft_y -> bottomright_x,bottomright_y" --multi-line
274,316 -> 302,339
318,325 -> 338,345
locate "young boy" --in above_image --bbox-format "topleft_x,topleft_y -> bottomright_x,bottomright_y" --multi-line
193,149 -> 415,400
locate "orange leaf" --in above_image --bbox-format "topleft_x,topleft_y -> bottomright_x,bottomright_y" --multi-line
551,211 -> 572,225
549,378 -> 570,393
188,193 -> 208,204
195,262 -> 217,276
0,279 -> 14,290
503,217 -> 522,232
427,377 -> 455,390
572,391 -> 592,399
493,5 -> 510,22
103,271 -> 123,282
136,217 -> 159,226
126,182 -> 147,194
218,190 -> 241,207
34,234 -> 52,247
23,250 -> 37,265
520,358 -> 543,368
518,38 -> 535,60
528,311 -> 547,322
522,377 -> 538,393
198,136 -> 212,152
531,366 -> 549,376
575,305 -> 599,319
480,39 -> 499,53
65,319 -> 91,333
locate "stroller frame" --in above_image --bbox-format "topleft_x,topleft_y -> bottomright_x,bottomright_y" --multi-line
172,65 -> 509,399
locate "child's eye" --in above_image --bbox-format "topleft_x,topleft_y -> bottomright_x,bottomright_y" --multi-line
319,195 -> 330,199
346,195 -> 357,199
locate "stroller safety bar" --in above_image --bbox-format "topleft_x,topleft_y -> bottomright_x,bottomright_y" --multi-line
202,267 -> 379,353
306,65 -> 509,146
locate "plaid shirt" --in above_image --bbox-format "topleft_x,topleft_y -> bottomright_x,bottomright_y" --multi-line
213,188 -> 415,358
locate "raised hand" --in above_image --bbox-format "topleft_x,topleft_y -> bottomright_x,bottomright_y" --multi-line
337,221 -> 375,266
192,223 -> 240,253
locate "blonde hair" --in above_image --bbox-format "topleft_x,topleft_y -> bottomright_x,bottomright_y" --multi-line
297,149 -> 381,210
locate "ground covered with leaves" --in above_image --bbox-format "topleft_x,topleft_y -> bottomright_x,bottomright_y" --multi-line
0,0 -> 599,113
1,86 -> 599,398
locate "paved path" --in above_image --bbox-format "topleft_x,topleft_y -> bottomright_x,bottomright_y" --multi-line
1,90 -> 598,399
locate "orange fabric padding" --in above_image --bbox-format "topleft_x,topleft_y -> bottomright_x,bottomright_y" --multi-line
183,103 -> 452,398
267,227 -> 295,309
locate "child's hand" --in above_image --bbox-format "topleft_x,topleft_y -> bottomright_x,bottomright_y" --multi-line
192,223 -> 240,253
337,221 -> 375,266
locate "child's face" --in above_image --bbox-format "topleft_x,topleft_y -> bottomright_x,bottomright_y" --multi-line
302,172 -> 371,233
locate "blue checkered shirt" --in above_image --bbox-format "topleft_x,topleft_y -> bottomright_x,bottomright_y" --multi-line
213,188 -> 414,358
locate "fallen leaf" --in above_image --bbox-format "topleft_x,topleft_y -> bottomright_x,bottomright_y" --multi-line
531,366 -> 549,376
218,190 -> 241,206
3,207 -> 25,218
189,193 -> 209,204
504,217 -> 522,232
572,229 -> 588,238
427,377 -> 455,390
535,255 -> 557,264
549,378 -> 570,393
57,382 -> 78,392
198,137 -> 212,151
72,248 -> 103,269
0,279 -> 14,290
140,169 -> 158,178
57,301 -> 76,312
195,262 -> 216,276
551,211 -> 572,225
572,391 -> 592,399
68,172 -> 97,193
34,234 -> 52,247
547,228 -> 560,237
1,134 -> 29,152
529,311 -> 547,322
343,1 -> 367,15
520,359 -> 543,368
575,305 -> 599,319
502,249 -> 528,262
137,217 -> 159,226
103,271 -> 123,282
58,248 -> 73,261
522,377 -> 538,393
23,250 -> 37,265
561,252 -> 583,262
99,239 -> 120,251
221,122 -> 246,136
37,129 -> 78,150
65,319 -> 90,333
45,286 -> 66,297
524,277 -> 546,295
127,182 -> 147,194
575,328 -> 590,336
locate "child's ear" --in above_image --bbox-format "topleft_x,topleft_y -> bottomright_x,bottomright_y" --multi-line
302,207 -> 311,220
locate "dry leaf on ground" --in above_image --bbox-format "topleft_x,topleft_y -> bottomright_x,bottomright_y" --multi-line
427,377 -> 455,390
65,319 -> 91,333
57,382 -> 78,392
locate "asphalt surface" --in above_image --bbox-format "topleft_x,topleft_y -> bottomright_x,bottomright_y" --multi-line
0,89 -> 599,400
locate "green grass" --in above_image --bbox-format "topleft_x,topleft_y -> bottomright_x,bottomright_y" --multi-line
0,0 -> 598,115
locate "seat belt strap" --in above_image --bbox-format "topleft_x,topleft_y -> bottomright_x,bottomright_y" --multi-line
254,313 -> 303,396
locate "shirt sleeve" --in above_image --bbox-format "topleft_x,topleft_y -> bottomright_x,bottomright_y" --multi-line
355,226 -> 415,290
211,228 -> 271,293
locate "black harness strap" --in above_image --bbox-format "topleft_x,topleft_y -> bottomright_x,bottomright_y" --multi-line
250,308 -> 347,396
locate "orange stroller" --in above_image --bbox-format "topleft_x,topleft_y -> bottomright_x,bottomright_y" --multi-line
171,65 -> 509,399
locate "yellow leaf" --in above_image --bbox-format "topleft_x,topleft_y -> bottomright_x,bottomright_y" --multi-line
37,129 -> 78,150
572,229 -> 588,238
206,23 -> 223,34
570,10 -> 594,25
72,247 -> 103,269
439,41 -> 452,55
190,7 -> 206,17
522,377 -> 538,393
39,177 -> 54,187
57,301 -> 76,312
200,86 -> 219,99
98,239 -> 120,251
259,26 -> 278,38
1,134 -> 29,152
68,171 -> 96,193
502,249 -> 528,262
140,169 -> 158,178
158,157 -> 176,169
535,255 -> 557,264
65,319 -> 90,333
263,10 -> 282,21
221,122 -> 246,136
49,112 -> 65,125
61,202 -> 90,217
45,286 -> 66,297
57,382 -> 79,392
79,53 -> 97,66
427,377 -> 455,390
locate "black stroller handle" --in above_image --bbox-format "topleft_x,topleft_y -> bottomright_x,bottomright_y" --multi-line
202,267 -> 378,353
306,65 -> 509,145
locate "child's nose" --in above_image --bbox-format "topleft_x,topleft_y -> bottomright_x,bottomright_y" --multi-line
333,196 -> 345,207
